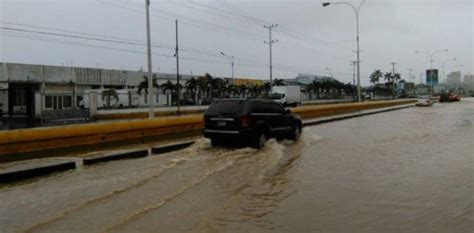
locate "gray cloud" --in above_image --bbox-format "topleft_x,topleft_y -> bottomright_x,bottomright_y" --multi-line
1,0 -> 472,85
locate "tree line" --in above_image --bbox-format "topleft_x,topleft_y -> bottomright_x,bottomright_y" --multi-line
101,73 -> 357,107
369,69 -> 402,99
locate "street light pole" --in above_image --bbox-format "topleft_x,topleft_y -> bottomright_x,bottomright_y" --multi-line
436,58 -> 457,84
415,49 -> 448,97
220,52 -> 235,84
145,0 -> 154,119
323,0 -> 366,102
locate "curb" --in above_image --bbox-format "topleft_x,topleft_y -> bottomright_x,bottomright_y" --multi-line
83,149 -> 149,165
303,104 -> 414,126
0,161 -> 76,183
152,141 -> 195,155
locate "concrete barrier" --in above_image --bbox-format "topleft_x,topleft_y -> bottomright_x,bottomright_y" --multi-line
0,161 -> 76,183
83,149 -> 149,165
0,115 -> 203,155
0,100 -> 415,156
303,104 -> 414,126
151,141 -> 195,155
292,99 -> 415,119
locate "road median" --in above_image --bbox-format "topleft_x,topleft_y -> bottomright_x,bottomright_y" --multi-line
0,99 -> 415,157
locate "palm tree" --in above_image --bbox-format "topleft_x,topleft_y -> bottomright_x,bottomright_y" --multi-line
227,84 -> 237,97
272,79 -> 286,86
370,70 -> 383,86
161,80 -> 175,106
384,72 -> 397,99
185,77 -> 198,104
304,85 -> 313,100
101,89 -> 118,109
320,80 -> 332,99
210,78 -> 226,98
248,85 -> 261,97
262,82 -> 272,97
237,84 -> 248,98
161,80 -> 175,93
138,75 -> 159,96
343,83 -> 356,100
197,75 -> 209,100
310,80 -> 322,100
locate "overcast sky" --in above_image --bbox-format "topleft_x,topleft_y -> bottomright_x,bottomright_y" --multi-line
0,0 -> 472,85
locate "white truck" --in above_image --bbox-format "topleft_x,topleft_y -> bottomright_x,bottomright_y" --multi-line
269,86 -> 301,107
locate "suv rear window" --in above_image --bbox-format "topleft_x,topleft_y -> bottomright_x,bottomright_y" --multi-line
206,100 -> 246,115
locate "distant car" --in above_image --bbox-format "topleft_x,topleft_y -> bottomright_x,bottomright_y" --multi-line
201,98 -> 216,105
179,98 -> 196,106
439,93 -> 460,102
449,95 -> 461,102
203,99 -> 302,148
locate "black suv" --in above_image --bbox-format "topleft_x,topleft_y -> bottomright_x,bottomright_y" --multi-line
203,99 -> 302,148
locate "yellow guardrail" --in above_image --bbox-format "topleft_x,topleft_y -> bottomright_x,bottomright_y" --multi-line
0,100 -> 415,155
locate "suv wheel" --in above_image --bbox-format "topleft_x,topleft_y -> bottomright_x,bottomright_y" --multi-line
252,131 -> 267,149
289,124 -> 301,141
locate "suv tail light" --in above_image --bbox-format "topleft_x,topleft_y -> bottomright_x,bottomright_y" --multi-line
241,115 -> 250,127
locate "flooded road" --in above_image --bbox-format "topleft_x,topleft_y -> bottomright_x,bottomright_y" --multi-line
1,99 -> 473,233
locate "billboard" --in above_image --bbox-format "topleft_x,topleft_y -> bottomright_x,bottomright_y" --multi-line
234,78 -> 264,86
426,69 -> 439,86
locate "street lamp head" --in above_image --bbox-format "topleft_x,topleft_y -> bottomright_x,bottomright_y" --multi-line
220,52 -> 225,56
322,2 -> 331,7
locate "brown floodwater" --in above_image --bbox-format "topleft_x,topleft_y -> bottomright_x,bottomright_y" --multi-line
1,98 -> 473,233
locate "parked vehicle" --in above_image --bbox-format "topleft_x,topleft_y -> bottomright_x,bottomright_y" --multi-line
201,97 -> 216,105
203,99 -> 302,148
269,86 -> 301,106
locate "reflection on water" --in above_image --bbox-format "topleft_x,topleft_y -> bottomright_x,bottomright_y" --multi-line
1,99 -> 473,233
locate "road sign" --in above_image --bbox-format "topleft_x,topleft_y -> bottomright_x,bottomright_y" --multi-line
426,69 -> 439,86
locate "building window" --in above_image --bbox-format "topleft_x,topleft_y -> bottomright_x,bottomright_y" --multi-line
14,89 -> 26,106
58,96 -> 63,110
53,96 -> 58,110
64,96 -> 72,108
45,96 -> 53,109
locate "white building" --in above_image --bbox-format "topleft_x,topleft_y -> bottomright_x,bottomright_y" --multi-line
447,71 -> 462,86
0,62 -> 229,127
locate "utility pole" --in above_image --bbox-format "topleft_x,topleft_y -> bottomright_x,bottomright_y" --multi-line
408,68 -> 414,83
145,0 -> 154,119
175,19 -> 181,115
408,68 -> 414,94
351,61 -> 357,86
264,24 -> 278,90
391,62 -> 397,99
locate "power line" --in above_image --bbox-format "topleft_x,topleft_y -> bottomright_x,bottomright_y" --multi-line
1,31 -> 345,76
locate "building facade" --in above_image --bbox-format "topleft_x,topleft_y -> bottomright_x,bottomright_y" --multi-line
447,71 -> 462,86
0,62 -> 231,127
